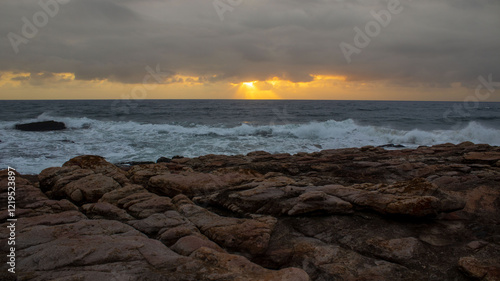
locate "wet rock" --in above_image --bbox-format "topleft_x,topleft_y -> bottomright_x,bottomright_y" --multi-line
149,168 -> 261,197
15,220 -> 189,279
463,185 -> 500,223
119,161 -> 155,166
173,195 -> 276,256
171,235 -> 225,256
52,174 -> 121,204
459,256 -> 500,280
464,151 -> 500,164
129,213 -> 177,235
366,237 -> 422,262
191,247 -> 310,281
125,194 -> 174,218
458,243 -> 500,280
39,166 -> 93,192
16,210 -> 87,229
98,184 -> 146,205
419,233 -> 455,246
287,191 -> 353,216
159,224 -> 201,246
287,237 -> 417,280
157,157 -> 171,163
467,240 -> 488,250
3,143 -> 500,281
209,184 -> 353,216
15,120 -> 66,131
62,155 -> 129,185
378,144 -> 405,148
317,179 -> 465,217
127,163 -> 171,187
82,202 -> 134,222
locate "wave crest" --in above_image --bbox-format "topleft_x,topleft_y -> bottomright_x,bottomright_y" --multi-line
1,115 -> 499,174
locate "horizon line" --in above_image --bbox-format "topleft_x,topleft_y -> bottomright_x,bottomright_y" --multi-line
2,98 -> 500,102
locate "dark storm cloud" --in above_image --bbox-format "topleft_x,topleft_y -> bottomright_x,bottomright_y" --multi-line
10,71 -> 73,86
1,0 -> 499,87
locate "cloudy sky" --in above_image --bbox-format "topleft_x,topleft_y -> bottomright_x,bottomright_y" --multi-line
1,0 -> 499,100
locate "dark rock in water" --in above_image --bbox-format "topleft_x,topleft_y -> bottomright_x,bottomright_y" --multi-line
15,120 -> 66,131
157,157 -> 171,163
118,161 -> 156,166
379,143 -> 405,148
172,155 -> 184,159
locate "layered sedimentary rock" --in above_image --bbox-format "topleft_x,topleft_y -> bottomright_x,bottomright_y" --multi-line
1,142 -> 500,280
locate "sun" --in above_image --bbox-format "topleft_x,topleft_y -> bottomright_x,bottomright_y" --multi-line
242,81 -> 256,88
235,81 -> 281,100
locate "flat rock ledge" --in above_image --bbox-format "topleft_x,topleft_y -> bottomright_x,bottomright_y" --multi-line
1,142 -> 500,281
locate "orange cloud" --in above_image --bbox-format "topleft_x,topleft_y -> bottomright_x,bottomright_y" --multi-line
0,71 -> 488,101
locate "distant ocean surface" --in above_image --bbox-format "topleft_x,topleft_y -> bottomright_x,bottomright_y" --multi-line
1,100 -> 500,175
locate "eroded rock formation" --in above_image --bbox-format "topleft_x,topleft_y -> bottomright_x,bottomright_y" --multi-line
1,142 -> 500,280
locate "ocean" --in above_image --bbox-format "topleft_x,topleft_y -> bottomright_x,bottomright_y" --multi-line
1,100 -> 499,175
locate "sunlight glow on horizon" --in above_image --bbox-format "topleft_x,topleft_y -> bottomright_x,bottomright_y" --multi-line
0,71 -> 490,101
236,80 -> 281,100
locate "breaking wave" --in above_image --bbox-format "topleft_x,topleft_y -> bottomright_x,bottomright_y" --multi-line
1,114 -> 499,174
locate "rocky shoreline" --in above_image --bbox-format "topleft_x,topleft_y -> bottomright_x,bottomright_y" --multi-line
1,142 -> 500,280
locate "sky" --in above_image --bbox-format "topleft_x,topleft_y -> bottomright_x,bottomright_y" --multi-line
1,0 -> 500,100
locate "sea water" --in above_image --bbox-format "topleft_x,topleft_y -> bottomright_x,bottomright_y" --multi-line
1,100 -> 499,174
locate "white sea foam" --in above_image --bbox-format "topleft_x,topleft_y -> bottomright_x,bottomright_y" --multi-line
1,115 -> 499,175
